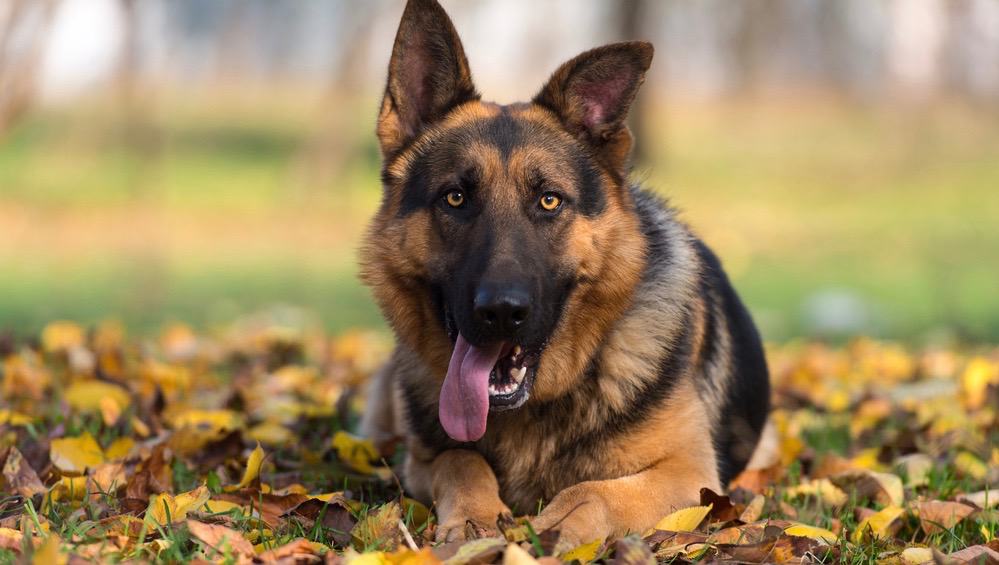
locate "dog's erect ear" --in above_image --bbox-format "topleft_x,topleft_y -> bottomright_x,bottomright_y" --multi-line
533,42 -> 653,174
377,0 -> 478,158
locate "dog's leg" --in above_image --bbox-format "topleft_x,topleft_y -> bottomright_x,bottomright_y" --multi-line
531,455 -> 719,550
432,449 -> 512,543
359,357 -> 400,453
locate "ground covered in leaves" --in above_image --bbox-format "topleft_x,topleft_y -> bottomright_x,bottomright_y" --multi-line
0,318 -> 997,564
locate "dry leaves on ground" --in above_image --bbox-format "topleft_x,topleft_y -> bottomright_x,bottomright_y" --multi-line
0,319 -> 997,563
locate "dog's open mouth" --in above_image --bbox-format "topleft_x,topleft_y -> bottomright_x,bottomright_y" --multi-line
486,343 -> 539,409
438,334 -> 541,443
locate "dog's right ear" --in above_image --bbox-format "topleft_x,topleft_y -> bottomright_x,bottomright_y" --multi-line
377,0 -> 479,158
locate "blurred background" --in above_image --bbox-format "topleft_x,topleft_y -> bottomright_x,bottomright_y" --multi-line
1,0 -> 998,343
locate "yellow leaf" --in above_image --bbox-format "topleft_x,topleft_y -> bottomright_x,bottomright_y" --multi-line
32,536 -> 66,565
49,432 -> 104,474
57,476 -> 89,500
384,547 -> 441,565
560,538 -> 603,563
168,408 -> 242,432
203,500 -> 244,514
247,422 -> 293,445
954,452 -> 988,480
961,357 -> 998,409
41,321 -> 84,353
900,547 -> 934,564
332,431 -> 381,475
654,504 -> 712,532
401,497 -> 431,528
64,380 -> 131,413
226,444 -> 265,491
0,409 -> 33,426
852,505 -> 906,543
146,485 -> 211,527
103,437 -> 135,461
344,550 -> 390,565
785,478 -> 848,507
784,523 -> 838,543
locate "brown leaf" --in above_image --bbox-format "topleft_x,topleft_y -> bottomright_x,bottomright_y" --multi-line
830,469 -> 905,507
216,489 -> 309,528
282,497 -> 356,547
256,538 -> 322,562
1,447 -> 46,498
612,535 -> 655,565
699,488 -> 740,522
956,489 -> 999,510
739,494 -> 766,523
913,500 -> 977,535
946,543 -> 999,564
125,444 -> 172,500
185,519 -> 254,558
728,464 -> 783,494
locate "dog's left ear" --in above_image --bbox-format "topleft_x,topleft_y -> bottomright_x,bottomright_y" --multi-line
534,41 -> 653,175
377,0 -> 479,159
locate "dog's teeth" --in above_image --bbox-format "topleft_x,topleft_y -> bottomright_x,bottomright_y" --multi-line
513,367 -> 526,383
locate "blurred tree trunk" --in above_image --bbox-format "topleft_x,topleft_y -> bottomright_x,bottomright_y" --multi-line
619,0 -> 652,167
0,0 -> 59,137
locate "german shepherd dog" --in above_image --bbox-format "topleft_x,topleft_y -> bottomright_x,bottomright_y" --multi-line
360,0 -> 770,547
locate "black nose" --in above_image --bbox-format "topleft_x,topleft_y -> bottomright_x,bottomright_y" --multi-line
473,285 -> 531,336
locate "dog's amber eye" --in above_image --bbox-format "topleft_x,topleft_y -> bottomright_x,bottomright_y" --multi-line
445,190 -> 465,208
539,192 -> 562,211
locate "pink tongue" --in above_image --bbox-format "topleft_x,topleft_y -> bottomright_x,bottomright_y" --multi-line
438,334 -> 504,442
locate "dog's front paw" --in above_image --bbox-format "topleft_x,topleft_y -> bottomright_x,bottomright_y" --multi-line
530,494 -> 610,555
434,507 -> 511,543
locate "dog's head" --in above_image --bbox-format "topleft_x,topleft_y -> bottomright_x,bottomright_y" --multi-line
361,0 -> 650,442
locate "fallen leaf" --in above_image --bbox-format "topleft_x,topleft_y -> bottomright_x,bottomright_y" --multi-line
283,496 -> 357,546
900,547 -> 934,564
953,452 -> 989,481
895,453 -> 935,488
32,536 -> 67,565
612,535 -> 656,565
2,446 -> 46,498
353,501 -> 402,551
437,537 -> 505,565
831,469 -> 905,507
699,488 -> 741,522
145,485 -> 211,527
226,443 -> 265,491
186,519 -> 255,557
785,478 -> 848,507
64,380 -> 131,413
332,430 -> 382,475
0,409 -> 33,426
560,538 -> 603,563
852,505 -> 906,543
912,500 -> 976,535
956,489 -> 999,510
41,321 -> 84,353
783,523 -> 838,543
739,495 -> 766,523
947,544 -> 999,564
653,504 -> 712,532
50,432 -> 104,474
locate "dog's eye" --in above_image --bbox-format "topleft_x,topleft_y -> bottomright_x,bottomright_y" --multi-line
539,192 -> 562,211
444,190 -> 465,208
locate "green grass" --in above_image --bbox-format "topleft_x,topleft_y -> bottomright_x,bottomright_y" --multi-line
1,95 -> 998,340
